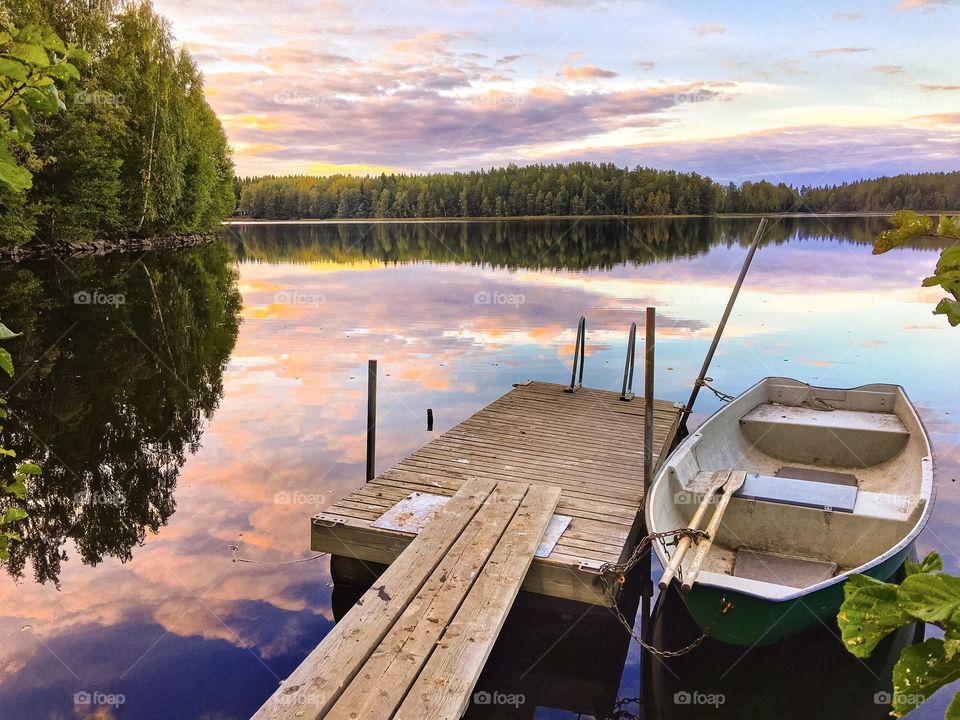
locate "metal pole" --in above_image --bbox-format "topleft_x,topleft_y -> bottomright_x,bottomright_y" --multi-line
680,217 -> 768,431
640,307 -> 655,640
365,359 -> 377,482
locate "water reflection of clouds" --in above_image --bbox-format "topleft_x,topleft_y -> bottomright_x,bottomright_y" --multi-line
1,231 -> 959,717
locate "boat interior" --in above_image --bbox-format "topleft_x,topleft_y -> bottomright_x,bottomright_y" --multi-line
652,378 -> 933,597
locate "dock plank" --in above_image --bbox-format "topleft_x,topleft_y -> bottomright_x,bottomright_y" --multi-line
252,479 -> 496,720
394,485 -> 563,720
325,482 -> 550,719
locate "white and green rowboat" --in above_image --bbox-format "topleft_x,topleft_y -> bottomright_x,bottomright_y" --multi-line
647,377 -> 935,646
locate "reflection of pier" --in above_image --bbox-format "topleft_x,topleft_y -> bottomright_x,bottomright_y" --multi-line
253,376 -> 680,718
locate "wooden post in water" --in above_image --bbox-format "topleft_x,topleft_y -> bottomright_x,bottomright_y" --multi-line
366,359 -> 377,482
640,308 -> 656,669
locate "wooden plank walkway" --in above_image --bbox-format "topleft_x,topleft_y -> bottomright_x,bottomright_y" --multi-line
253,478 -> 560,720
313,381 -> 682,605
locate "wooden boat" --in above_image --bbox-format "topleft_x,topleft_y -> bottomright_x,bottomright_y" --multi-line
647,377 -> 935,646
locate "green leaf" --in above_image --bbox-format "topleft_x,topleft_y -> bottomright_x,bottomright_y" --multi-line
6,42 -> 49,67
838,574 -> 912,657
0,346 -> 14,376
905,551 -> 943,576
899,573 -> 960,624
3,531 -> 21,541
16,463 -> 40,476
938,216 -> 960,239
892,638 -> 960,717
947,691 -> 960,720
3,476 -> 26,499
0,323 -> 21,340
45,61 -> 79,82
7,105 -> 34,142
0,448 -> 16,458
934,298 -> 960,327
0,157 -> 32,191
2,507 -> 28,524
0,57 -> 29,82
40,28 -> 65,55
19,85 -> 58,114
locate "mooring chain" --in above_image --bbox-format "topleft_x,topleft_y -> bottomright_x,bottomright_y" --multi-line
597,527 -> 725,658
695,377 -> 735,403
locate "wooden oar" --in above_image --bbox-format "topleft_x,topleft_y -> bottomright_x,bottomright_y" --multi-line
681,470 -> 747,593
657,470 -> 731,590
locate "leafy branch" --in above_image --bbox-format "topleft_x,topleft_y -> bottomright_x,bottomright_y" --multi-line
873,211 -> 960,326
0,321 -> 35,561
838,552 -> 960,718
0,21 -> 84,190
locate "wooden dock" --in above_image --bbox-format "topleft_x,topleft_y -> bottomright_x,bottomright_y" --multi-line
254,479 -> 560,719
313,380 -> 682,606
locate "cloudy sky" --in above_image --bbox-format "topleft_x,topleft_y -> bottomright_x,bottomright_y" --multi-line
152,0 -> 959,184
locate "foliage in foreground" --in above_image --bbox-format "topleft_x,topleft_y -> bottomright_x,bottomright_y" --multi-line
0,321 -> 34,561
838,552 -> 960,718
873,210 -> 960,326
0,0 -> 235,247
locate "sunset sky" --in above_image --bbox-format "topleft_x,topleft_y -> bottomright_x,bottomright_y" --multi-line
152,0 -> 959,185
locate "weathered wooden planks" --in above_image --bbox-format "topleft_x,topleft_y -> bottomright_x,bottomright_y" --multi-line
312,381 -> 681,606
252,479 -> 497,720
255,479 -> 559,720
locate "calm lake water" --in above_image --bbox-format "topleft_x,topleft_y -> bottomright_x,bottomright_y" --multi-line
0,217 -> 958,719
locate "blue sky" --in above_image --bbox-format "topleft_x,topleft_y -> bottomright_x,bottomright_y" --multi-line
153,0 -> 959,184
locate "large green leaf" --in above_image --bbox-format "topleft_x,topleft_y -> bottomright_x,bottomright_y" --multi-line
892,638 -> 960,717
0,323 -> 21,340
838,574 -> 912,657
0,157 -> 32,191
947,692 -> 960,720
0,56 -> 29,81
934,298 -> 960,327
905,551 -> 943,576
5,42 -> 49,67
1,507 -> 27,524
899,573 -> 960,624
45,61 -> 79,82
0,346 -> 14,376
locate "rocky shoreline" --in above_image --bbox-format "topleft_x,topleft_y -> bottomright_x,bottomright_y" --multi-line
0,233 -> 215,263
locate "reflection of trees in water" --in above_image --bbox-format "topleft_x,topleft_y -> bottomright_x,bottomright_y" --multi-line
224,216 -> 926,270
0,241 -> 241,586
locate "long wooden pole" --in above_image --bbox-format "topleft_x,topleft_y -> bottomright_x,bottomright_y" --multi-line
640,307 -> 655,641
365,359 -> 377,482
680,217 -> 768,431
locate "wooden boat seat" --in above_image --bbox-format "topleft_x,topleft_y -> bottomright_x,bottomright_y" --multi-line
732,471 -> 859,512
739,403 -> 910,467
733,548 -> 838,588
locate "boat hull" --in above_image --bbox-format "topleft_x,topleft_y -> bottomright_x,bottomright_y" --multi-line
679,544 -> 912,646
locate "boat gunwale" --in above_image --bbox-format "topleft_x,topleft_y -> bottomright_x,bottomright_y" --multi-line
648,376 -> 936,603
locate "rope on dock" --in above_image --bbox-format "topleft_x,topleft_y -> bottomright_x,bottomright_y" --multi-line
598,528 -> 729,658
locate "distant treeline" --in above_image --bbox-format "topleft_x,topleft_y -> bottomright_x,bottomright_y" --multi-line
237,165 -> 960,220
0,0 -> 235,247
